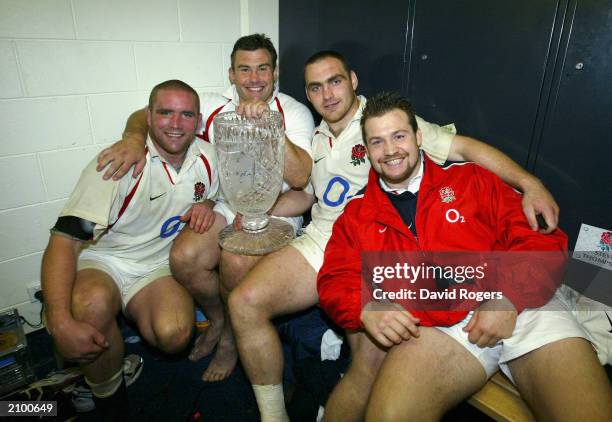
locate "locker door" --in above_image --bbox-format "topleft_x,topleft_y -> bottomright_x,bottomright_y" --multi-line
407,0 -> 559,165
533,0 -> 612,245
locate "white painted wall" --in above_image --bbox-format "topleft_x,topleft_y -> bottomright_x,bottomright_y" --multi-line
0,0 -> 278,332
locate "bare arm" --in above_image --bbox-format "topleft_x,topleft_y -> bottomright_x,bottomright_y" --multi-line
42,234 -> 81,326
42,234 -> 109,361
96,108 -> 148,180
270,189 -> 315,217
448,135 -> 559,233
281,141 -> 312,189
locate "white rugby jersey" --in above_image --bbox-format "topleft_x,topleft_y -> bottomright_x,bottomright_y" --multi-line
60,137 -> 218,267
306,95 -> 456,245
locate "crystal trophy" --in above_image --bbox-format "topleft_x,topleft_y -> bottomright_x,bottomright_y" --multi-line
213,110 -> 294,255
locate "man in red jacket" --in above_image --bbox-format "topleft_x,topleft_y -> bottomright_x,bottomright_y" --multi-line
317,92 -> 611,421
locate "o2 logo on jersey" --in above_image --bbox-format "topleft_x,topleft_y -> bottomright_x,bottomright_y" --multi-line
323,176 -> 353,207
160,215 -> 186,238
445,209 -> 466,224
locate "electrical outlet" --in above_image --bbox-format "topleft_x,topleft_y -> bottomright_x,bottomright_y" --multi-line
26,282 -> 41,303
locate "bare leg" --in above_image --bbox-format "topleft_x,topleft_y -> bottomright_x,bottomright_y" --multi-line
325,331 -> 387,422
126,276 -> 194,354
219,251 -> 262,299
508,337 -> 612,421
71,269 -> 123,383
365,327 -> 487,421
170,215 -> 236,380
228,245 -> 318,420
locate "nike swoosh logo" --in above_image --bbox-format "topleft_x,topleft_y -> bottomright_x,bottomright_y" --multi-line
379,226 -> 387,233
150,193 -> 167,201
605,312 -> 612,333
314,156 -> 326,164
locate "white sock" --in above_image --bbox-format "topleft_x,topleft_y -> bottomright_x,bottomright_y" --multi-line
85,367 -> 123,398
252,383 -> 289,422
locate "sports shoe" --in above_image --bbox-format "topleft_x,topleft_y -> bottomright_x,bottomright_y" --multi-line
70,381 -> 95,412
68,354 -> 143,413
123,354 -> 144,387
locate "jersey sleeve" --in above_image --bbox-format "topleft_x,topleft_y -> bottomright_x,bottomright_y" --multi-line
281,95 -> 315,158
416,115 -> 456,165
59,158 -> 129,240
317,205 -> 365,331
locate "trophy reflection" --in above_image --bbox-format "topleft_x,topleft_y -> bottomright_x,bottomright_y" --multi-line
213,111 -> 293,255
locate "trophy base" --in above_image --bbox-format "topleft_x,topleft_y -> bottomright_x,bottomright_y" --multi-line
218,218 -> 294,256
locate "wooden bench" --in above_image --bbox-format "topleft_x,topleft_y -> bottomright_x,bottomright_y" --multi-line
468,372 -> 535,421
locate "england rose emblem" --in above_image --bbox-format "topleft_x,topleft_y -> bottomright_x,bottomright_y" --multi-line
600,231 -> 612,251
350,144 -> 367,166
193,182 -> 206,202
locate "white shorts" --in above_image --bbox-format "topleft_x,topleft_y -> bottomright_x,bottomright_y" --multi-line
290,223 -> 330,272
559,284 -> 612,365
436,289 -> 590,382
213,201 -> 303,236
78,251 -> 171,309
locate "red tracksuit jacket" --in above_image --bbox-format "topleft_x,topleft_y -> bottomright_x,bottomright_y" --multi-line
317,156 -> 568,330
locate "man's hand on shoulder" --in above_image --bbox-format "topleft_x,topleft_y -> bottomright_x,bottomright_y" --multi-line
181,200 -> 216,233
96,135 -> 147,181
48,318 -> 109,363
463,296 -> 517,348
236,100 -> 270,119
521,178 -> 559,233
360,301 -> 420,348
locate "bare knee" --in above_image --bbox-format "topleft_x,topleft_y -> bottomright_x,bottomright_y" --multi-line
228,283 -> 268,325
72,282 -> 118,329
220,251 -> 256,292
150,317 -> 193,354
170,234 -> 219,282
169,238 -> 199,277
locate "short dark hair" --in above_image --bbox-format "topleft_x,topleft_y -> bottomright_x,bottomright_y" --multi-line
148,79 -> 200,112
361,92 -> 418,141
304,50 -> 351,78
231,33 -> 277,70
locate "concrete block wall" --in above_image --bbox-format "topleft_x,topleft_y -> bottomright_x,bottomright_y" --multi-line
0,0 -> 278,332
